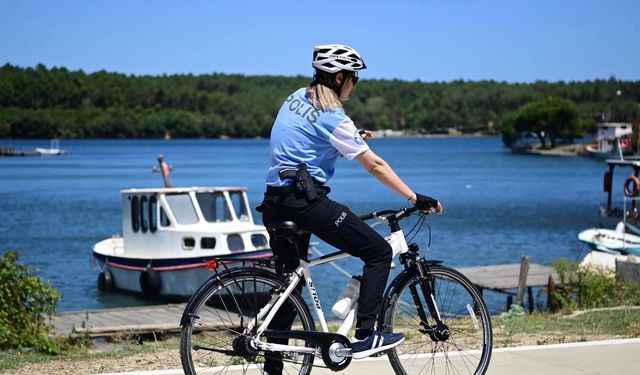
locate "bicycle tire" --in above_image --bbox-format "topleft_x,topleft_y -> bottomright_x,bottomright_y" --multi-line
383,265 -> 492,375
180,268 -> 316,375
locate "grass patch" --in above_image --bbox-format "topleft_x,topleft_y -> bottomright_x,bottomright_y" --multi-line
2,308 -> 640,372
492,308 -> 640,347
0,334 -> 180,372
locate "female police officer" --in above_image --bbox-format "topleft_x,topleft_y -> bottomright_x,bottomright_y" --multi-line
258,44 -> 443,375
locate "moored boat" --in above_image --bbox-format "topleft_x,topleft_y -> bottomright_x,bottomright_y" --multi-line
92,186 -> 272,299
578,226 -> 640,256
585,122 -> 633,160
34,139 -> 67,156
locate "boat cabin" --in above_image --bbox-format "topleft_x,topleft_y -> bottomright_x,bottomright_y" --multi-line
120,187 -> 269,258
595,122 -> 633,154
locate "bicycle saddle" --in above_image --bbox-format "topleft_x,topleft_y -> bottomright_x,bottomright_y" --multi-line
266,220 -> 309,235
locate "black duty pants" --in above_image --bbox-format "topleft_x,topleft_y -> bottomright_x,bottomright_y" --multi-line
259,186 -> 392,374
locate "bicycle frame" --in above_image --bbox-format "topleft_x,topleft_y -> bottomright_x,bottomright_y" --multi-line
245,226 -> 444,356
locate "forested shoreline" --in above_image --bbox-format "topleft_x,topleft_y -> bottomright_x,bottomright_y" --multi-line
1,64 -> 639,139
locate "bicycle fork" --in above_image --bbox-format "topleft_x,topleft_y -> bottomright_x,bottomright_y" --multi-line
409,258 -> 451,342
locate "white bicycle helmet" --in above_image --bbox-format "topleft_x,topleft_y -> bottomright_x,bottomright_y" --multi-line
312,44 -> 367,73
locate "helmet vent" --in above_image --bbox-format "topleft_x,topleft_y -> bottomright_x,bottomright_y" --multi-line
336,59 -> 351,65
334,49 -> 348,55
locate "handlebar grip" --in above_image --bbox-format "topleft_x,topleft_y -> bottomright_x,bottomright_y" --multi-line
359,212 -> 375,221
395,206 -> 418,220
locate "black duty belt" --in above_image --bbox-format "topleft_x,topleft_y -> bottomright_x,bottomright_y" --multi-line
266,163 -> 325,200
266,180 -> 324,195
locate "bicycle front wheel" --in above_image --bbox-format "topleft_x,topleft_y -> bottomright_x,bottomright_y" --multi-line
180,268 -> 316,375
384,265 -> 492,375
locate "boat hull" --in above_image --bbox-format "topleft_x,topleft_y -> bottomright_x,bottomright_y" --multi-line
92,250 -> 273,299
578,228 -> 640,256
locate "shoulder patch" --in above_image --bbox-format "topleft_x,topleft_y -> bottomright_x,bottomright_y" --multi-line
353,129 -> 364,145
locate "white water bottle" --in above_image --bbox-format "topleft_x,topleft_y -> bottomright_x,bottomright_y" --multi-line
331,276 -> 361,319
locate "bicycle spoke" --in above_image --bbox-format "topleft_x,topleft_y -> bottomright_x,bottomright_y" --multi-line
386,266 -> 492,375
181,270 -> 315,375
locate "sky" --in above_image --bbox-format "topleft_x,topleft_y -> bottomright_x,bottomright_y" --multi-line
0,0 -> 638,83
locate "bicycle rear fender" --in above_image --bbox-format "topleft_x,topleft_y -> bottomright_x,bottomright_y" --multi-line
377,259 -> 443,330
179,267 -> 284,326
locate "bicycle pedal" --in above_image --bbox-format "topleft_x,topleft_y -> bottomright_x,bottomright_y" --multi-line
370,350 -> 387,358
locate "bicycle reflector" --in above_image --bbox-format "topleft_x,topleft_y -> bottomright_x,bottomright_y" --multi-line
205,260 -> 218,270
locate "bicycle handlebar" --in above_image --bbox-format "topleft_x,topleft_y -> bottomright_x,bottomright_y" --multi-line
358,206 -> 420,222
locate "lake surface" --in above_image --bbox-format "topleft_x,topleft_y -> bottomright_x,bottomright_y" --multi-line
0,137 -> 619,313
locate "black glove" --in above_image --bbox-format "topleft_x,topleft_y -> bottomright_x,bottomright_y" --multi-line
414,193 -> 439,211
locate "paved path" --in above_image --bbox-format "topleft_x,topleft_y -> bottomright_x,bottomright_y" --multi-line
98,338 -> 640,375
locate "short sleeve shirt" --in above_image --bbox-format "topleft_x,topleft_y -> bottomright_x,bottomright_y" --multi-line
266,88 -> 369,187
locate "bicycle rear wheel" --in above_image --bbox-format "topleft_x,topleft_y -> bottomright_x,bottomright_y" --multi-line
384,265 -> 492,375
180,268 -> 316,375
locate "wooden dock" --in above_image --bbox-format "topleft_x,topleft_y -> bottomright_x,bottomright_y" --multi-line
50,303 -> 186,337
459,261 -> 559,312
51,262 -> 558,337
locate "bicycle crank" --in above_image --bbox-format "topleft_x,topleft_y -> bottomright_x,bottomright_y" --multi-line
264,330 -> 352,371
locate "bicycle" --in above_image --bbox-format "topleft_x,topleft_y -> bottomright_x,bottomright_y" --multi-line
179,205 -> 493,375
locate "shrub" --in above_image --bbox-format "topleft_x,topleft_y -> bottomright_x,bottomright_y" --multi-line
0,251 -> 61,353
552,258 -> 640,311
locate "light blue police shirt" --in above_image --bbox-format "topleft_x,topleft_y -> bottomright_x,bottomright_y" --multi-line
266,88 -> 369,187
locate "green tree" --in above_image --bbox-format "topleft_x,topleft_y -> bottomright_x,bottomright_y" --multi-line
1,64 -> 639,139
502,97 -> 582,148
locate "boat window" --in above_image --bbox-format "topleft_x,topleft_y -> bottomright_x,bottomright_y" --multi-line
201,237 -> 216,249
165,193 -> 199,225
149,195 -> 158,233
140,196 -> 149,233
251,234 -> 268,248
182,237 -> 195,250
227,234 -> 245,251
131,196 -> 140,232
196,192 -> 232,222
229,191 -> 250,222
160,207 -> 171,227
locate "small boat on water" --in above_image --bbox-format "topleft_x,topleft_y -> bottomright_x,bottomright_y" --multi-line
578,222 -> 640,269
35,139 -> 67,156
92,157 -> 272,299
578,224 -> 640,256
585,122 -> 633,160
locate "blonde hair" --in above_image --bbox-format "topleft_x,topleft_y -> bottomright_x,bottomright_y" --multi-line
306,84 -> 343,111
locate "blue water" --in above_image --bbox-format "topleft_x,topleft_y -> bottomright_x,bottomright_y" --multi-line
0,137 -> 619,313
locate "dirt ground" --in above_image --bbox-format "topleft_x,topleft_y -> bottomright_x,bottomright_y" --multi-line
2,331 -> 633,375
4,347 -> 181,375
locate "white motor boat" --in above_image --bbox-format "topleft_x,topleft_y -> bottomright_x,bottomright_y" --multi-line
92,186 -> 272,299
585,122 -> 633,160
578,224 -> 640,256
35,139 -> 67,156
